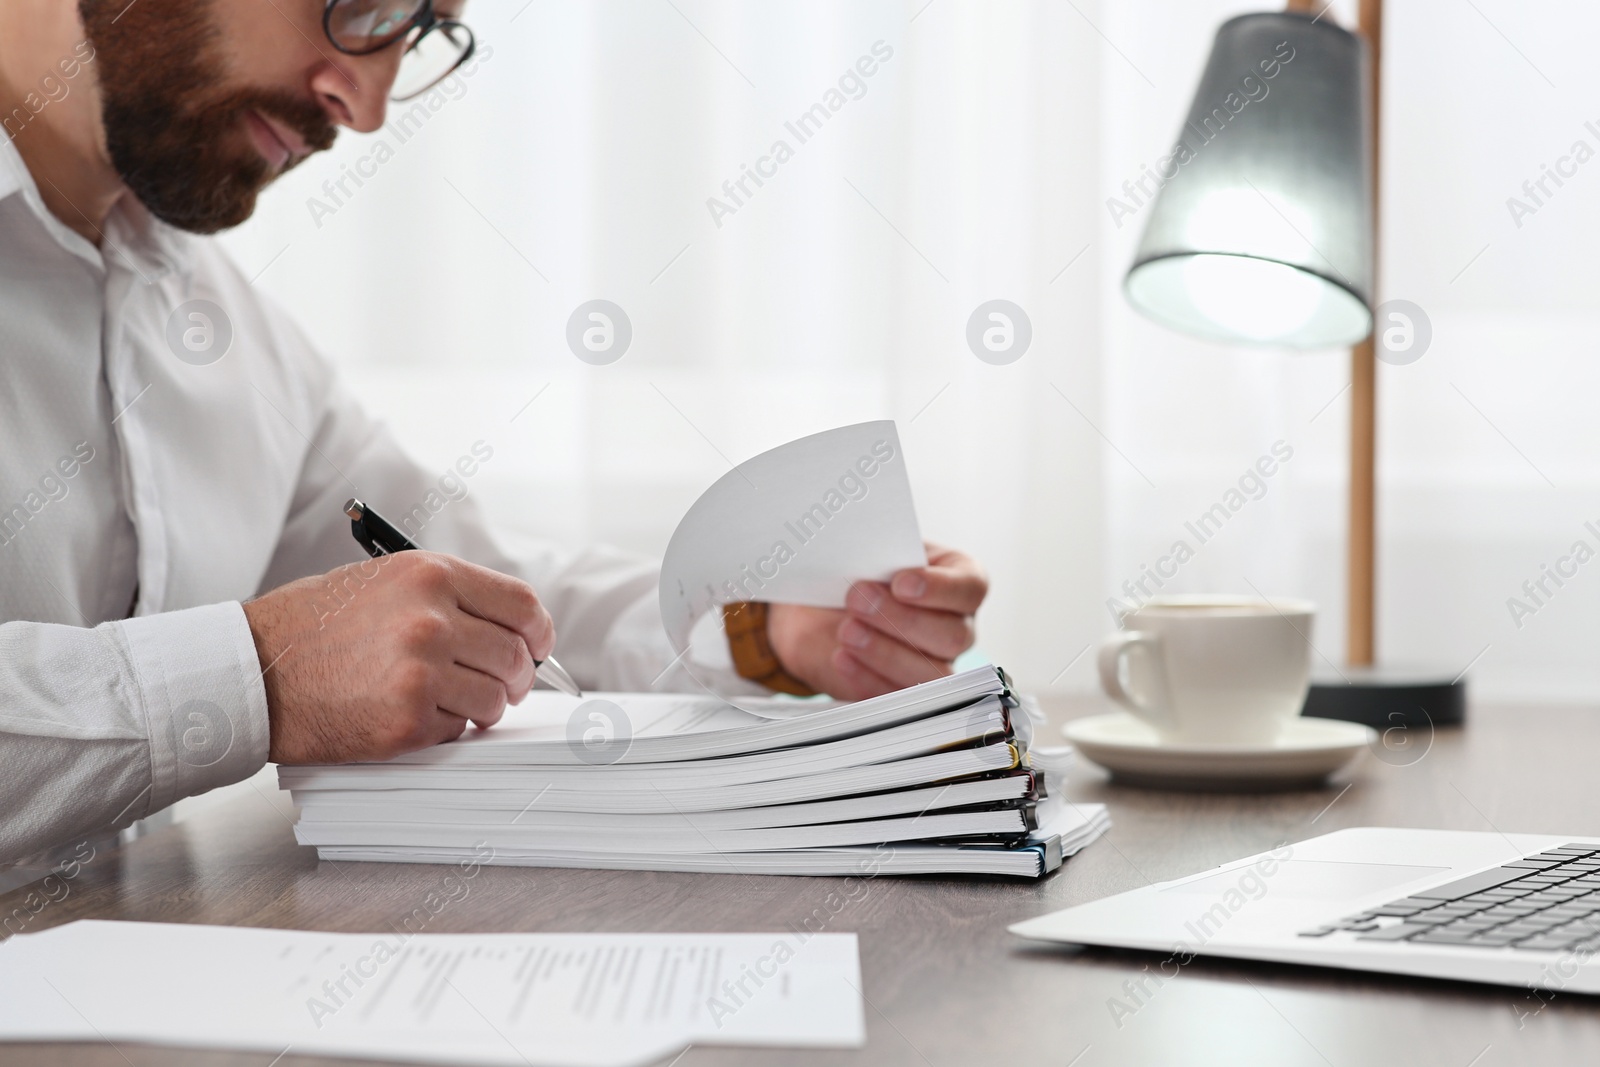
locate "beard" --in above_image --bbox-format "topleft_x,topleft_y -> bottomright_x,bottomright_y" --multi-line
78,0 -> 337,233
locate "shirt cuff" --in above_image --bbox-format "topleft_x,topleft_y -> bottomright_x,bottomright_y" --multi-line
114,602 -> 271,814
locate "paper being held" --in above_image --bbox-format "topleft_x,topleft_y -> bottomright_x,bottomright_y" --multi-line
659,420 -> 927,701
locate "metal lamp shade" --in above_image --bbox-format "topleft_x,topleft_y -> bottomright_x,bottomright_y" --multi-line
1124,12 -> 1373,348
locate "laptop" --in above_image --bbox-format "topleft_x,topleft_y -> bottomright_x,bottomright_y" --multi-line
1010,827 -> 1600,993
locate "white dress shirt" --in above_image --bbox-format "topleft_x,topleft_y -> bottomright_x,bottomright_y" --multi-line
0,137 -> 724,865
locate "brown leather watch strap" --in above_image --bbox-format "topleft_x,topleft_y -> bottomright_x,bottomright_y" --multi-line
722,602 -> 818,697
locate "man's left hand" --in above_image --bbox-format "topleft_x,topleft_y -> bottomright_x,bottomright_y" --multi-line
767,542 -> 988,701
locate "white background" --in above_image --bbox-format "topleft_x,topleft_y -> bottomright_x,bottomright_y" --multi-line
218,0 -> 1600,703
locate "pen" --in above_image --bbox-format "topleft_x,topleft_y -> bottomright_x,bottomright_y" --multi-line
343,498 -> 585,699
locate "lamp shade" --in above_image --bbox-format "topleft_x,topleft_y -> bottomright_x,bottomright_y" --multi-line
1124,12 -> 1373,348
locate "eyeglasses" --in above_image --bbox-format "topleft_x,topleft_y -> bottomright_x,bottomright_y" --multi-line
323,0 -> 476,102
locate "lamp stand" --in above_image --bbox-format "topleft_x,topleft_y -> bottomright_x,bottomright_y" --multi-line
1291,0 -> 1467,729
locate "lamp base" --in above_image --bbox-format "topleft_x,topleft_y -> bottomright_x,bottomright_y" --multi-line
1302,664 -> 1466,729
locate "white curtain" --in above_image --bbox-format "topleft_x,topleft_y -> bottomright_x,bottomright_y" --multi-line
222,0 -> 1600,702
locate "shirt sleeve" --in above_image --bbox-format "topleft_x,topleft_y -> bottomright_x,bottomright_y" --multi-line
0,601 -> 271,865
254,345 -> 758,697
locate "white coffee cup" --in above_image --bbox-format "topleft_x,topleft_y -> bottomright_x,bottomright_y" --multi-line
1097,595 -> 1315,744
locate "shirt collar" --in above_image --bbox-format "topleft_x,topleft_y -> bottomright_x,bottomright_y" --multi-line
0,137 -> 25,203
0,133 -> 193,280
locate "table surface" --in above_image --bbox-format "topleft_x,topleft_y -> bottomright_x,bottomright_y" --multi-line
6,695 -> 1600,1067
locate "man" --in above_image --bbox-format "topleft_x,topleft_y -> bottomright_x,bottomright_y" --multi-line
0,0 -> 989,865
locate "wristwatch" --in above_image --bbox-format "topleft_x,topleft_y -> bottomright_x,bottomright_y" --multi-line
722,602 -> 817,697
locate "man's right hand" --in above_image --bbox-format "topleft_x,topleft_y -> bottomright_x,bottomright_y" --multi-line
241,553 -> 555,765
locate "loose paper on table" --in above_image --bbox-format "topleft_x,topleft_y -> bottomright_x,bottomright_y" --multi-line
0,920 -> 864,1067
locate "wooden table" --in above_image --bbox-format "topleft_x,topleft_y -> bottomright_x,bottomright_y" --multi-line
7,697 -> 1600,1066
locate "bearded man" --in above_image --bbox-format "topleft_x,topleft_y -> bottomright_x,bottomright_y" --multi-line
0,0 -> 988,864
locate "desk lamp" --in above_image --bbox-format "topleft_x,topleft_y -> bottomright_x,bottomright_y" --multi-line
1123,4 -> 1464,728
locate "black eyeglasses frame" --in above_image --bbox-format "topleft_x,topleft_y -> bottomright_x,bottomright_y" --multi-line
321,1 -> 477,102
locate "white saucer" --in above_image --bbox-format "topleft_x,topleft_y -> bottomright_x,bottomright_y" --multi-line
1062,713 -> 1375,791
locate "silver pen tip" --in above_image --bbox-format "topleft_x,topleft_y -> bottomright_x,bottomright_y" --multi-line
344,498 -> 365,521
535,657 -> 584,698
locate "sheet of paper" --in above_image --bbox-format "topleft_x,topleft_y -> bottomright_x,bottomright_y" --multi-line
378,691 -> 763,761
0,921 -> 863,1067
658,421 -> 926,706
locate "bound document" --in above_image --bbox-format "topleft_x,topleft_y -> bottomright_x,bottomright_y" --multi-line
279,666 -> 1109,878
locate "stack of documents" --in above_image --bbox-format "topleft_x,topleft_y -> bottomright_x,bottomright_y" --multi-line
280,667 -> 1109,878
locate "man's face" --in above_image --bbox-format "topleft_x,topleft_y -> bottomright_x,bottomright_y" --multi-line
77,0 -> 432,234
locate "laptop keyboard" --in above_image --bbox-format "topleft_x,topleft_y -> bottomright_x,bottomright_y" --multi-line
1299,843 -> 1600,951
